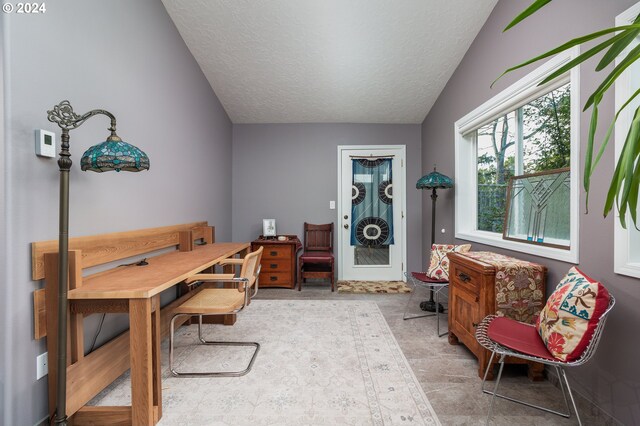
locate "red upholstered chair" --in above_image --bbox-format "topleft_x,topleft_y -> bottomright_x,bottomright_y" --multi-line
298,223 -> 334,291
475,292 -> 615,425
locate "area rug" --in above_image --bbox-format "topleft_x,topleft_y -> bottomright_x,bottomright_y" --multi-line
90,300 -> 440,425
337,280 -> 411,294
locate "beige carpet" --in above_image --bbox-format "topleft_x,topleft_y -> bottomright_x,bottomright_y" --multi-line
91,300 -> 440,425
337,280 -> 411,294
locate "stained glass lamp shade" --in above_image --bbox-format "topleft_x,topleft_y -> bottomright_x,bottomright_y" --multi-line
81,139 -> 150,172
416,169 -> 454,189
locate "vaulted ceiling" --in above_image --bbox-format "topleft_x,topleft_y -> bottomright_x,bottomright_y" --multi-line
162,0 -> 498,123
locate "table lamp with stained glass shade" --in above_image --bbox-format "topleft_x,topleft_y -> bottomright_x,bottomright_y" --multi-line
46,100 -> 149,425
416,167 -> 454,313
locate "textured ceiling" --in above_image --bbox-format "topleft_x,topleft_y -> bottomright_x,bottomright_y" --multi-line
161,0 -> 498,124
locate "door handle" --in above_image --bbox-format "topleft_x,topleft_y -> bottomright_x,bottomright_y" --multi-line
344,224 -> 349,229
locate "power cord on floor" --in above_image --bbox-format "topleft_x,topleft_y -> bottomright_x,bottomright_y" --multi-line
86,258 -> 148,353
89,313 -> 106,353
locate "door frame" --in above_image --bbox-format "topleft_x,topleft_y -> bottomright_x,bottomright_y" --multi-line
336,145 -> 407,281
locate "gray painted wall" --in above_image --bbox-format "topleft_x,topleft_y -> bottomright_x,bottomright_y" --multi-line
421,0 -> 639,423
1,13 -> 8,426
232,123 -> 423,274
1,1 -> 232,424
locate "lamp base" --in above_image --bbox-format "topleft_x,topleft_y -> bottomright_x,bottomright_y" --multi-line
54,415 -> 68,425
420,300 -> 445,313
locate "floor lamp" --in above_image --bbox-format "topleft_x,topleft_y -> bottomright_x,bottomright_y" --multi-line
46,100 -> 150,425
416,167 -> 453,313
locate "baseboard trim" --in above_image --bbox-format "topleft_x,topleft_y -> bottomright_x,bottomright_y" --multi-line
35,414 -> 49,426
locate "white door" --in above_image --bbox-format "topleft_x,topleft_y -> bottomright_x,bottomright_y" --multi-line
337,145 -> 406,281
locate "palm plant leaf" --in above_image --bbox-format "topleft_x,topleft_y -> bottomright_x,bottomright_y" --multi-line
584,99 -> 600,211
618,120 -> 638,213
627,158 -> 640,228
590,88 -> 640,179
596,12 -> 640,71
605,107 -> 640,227
597,31 -> 640,71
491,24 -> 640,88
504,0 -> 552,31
539,31 -> 628,87
584,43 -> 640,110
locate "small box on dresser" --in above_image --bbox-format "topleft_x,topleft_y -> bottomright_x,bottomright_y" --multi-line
251,235 -> 301,289
447,251 -> 547,380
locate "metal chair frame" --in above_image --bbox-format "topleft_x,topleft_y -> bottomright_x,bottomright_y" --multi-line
475,295 -> 616,425
403,271 -> 449,337
169,251 -> 262,378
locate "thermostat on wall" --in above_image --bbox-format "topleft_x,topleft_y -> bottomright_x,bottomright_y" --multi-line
35,129 -> 56,158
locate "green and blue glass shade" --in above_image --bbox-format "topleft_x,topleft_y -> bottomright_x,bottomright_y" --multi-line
416,167 -> 454,189
80,136 -> 150,173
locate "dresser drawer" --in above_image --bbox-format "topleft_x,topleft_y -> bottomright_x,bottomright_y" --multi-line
450,262 -> 481,295
261,259 -> 291,272
259,272 -> 292,286
261,246 -> 291,259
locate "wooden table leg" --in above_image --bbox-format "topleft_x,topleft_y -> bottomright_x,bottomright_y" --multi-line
151,295 -> 162,420
130,298 -> 155,425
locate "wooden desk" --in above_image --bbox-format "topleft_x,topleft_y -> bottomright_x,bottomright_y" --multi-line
67,242 -> 250,425
71,243 -> 248,299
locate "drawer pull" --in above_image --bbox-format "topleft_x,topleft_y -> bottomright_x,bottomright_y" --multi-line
270,251 -> 278,256
270,276 -> 277,281
472,322 -> 479,328
458,272 -> 471,282
270,263 -> 278,269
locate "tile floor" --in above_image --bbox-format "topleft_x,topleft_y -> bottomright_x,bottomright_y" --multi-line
256,283 -> 617,425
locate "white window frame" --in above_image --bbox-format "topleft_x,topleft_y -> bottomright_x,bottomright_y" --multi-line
454,48 -> 580,263
614,2 -> 640,278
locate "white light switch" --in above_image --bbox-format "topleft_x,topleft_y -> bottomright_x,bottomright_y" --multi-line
36,352 -> 48,380
35,129 -> 56,158
329,201 -> 336,210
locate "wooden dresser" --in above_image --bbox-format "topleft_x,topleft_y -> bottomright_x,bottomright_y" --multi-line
251,235 -> 301,289
447,251 -> 547,380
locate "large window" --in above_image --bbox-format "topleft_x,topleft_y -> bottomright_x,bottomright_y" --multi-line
476,84 -> 571,234
455,49 -> 579,263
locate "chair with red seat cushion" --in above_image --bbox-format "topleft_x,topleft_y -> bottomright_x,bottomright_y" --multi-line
475,272 -> 615,426
298,223 -> 335,291
403,272 -> 449,336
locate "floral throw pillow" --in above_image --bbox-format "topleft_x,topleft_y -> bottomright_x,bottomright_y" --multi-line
426,244 -> 471,281
536,267 -> 611,362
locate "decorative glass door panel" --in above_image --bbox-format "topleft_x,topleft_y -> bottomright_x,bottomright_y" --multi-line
351,158 -> 394,266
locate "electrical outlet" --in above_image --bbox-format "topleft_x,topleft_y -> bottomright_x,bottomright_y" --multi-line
36,352 -> 48,380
